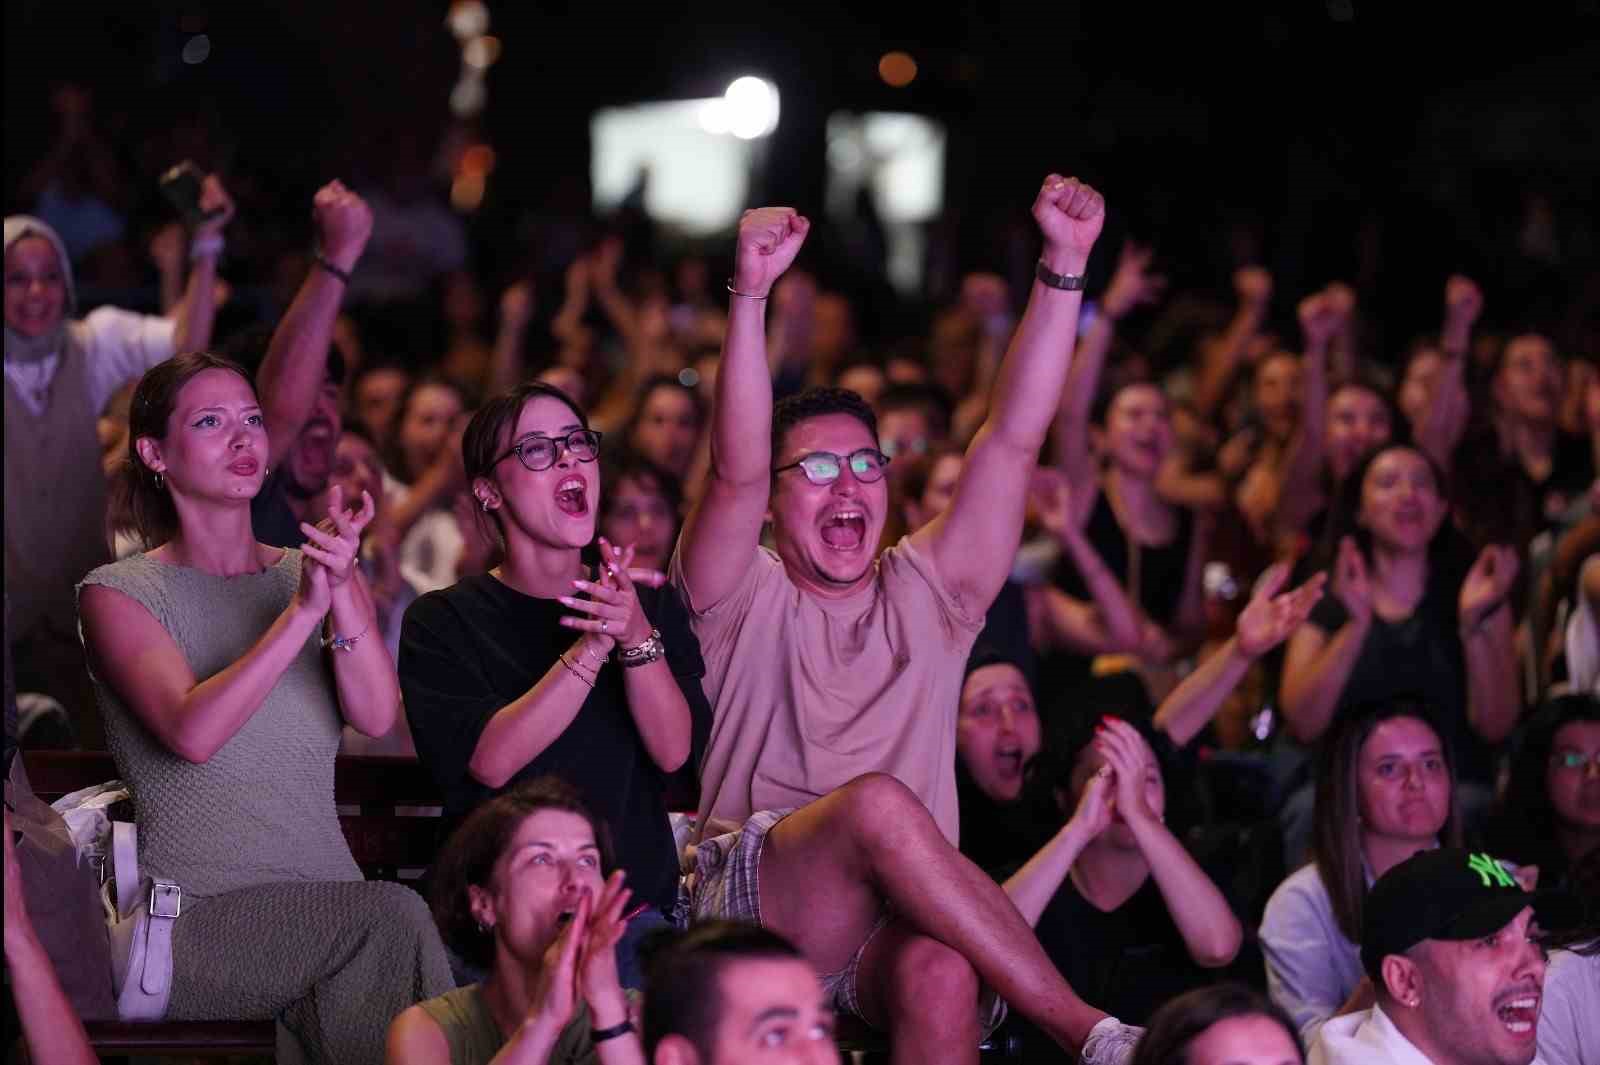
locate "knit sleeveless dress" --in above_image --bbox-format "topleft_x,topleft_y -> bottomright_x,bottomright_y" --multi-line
79,551 -> 452,1065
416,984 -> 616,1065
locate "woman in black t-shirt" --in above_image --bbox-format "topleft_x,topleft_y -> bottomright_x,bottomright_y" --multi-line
399,381 -> 711,988
1280,444 -> 1520,784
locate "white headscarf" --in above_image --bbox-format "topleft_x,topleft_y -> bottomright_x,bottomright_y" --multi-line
3,214 -> 77,364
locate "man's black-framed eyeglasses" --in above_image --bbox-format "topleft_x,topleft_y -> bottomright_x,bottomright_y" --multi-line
773,448 -> 891,486
493,429 -> 603,472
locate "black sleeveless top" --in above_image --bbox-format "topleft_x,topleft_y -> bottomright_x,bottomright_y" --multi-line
1055,488 -> 1195,627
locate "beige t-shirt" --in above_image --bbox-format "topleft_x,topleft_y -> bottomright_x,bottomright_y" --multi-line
673,537 -> 985,845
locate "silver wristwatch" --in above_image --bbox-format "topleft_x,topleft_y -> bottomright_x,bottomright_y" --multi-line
617,628 -> 665,667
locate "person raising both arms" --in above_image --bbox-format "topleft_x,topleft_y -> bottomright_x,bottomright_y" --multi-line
672,175 -> 1142,1063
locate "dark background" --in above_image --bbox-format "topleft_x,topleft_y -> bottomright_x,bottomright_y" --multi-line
6,0 -> 1599,359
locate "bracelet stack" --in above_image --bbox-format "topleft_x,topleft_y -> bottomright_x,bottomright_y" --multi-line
617,629 -> 665,668
559,652 -> 597,689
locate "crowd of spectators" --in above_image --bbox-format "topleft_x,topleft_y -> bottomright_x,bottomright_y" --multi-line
4,79 -> 1598,1065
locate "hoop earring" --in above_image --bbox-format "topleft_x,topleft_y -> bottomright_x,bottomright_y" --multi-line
155,471 -> 164,488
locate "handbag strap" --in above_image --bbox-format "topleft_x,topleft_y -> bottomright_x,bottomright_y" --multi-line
113,820 -> 140,917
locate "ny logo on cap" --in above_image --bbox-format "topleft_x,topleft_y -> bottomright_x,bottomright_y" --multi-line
1467,852 -> 1516,889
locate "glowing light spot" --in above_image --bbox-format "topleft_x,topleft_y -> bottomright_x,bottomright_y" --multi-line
463,34 -> 501,70
878,51 -> 917,88
182,35 -> 211,65
723,76 -> 780,140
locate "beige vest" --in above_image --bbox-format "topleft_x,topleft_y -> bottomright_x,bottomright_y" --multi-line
4,327 -> 111,638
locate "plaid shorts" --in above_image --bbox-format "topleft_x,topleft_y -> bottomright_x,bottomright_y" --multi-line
682,809 -> 1006,1033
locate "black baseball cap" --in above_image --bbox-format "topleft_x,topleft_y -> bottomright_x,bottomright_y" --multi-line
1361,847 -> 1579,981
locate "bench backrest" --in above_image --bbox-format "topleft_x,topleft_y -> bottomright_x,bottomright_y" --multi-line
20,749 -> 446,879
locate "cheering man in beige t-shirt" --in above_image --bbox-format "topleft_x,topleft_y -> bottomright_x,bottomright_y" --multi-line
670,175 -> 1141,1064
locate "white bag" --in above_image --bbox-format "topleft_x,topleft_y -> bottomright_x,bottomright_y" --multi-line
50,781 -> 179,1020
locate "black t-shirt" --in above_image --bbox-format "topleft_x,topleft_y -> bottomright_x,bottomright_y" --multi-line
1453,428 -> 1596,547
399,574 -> 712,913
1302,584 -> 1490,782
1056,491 -> 1194,627
1035,874 -> 1212,1025
974,580 -> 1037,688
251,466 -> 306,549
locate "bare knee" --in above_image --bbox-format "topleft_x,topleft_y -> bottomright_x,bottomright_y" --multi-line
835,773 -> 927,836
884,935 -> 979,1026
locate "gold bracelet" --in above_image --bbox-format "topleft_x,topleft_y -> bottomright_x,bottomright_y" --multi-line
558,653 -> 595,689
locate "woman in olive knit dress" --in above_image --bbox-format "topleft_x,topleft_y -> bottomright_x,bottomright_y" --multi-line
78,352 -> 452,1065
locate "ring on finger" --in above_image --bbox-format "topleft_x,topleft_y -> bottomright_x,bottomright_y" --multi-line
601,619 -> 609,634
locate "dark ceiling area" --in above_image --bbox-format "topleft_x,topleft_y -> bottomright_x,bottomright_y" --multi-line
6,1 -> 1599,348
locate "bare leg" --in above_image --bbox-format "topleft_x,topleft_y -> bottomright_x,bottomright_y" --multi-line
855,921 -> 982,1065
759,773 -> 1108,1055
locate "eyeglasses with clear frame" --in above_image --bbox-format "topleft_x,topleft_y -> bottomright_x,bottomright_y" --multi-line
493,429 -> 603,472
772,448 -> 891,486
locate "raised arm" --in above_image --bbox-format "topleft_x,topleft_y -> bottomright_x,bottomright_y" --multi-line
916,175 -> 1105,612
302,488 -> 398,738
1030,468 -> 1142,654
676,208 -> 810,611
1154,563 -> 1326,746
1458,544 -> 1521,744
1417,276 -> 1483,472
168,173 -> 235,354
1192,267 -> 1273,423
1280,538 -> 1370,743
1003,766 -> 1113,924
1051,240 -> 1165,514
1099,719 -> 1241,966
563,541 -> 692,773
255,181 -> 372,467
1271,291 -> 1345,545
79,556 -> 330,764
486,280 -> 536,396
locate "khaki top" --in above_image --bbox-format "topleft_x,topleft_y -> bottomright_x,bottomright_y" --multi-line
673,537 -> 984,845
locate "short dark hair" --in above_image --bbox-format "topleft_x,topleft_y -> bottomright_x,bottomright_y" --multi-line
599,449 -> 685,522
1128,983 -> 1303,1065
640,920 -> 808,1058
121,352 -> 256,548
426,777 -> 613,970
339,417 -> 379,452
771,386 -> 878,460
878,382 -> 953,441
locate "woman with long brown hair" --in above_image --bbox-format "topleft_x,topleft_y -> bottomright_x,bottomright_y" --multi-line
1260,697 -> 1462,1048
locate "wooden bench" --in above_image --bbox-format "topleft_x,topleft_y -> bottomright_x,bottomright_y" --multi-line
18,748 -> 449,1061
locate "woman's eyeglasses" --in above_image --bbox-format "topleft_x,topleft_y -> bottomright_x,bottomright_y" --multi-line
493,429 -> 603,472
773,448 -> 891,486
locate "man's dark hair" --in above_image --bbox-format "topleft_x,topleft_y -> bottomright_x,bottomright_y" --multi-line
640,920 -> 807,1057
771,387 -> 878,461
878,382 -> 953,441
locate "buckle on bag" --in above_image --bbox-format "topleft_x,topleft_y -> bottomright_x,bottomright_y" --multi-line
148,883 -> 181,919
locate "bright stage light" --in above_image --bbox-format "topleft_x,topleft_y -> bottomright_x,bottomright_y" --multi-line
722,76 -> 779,140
